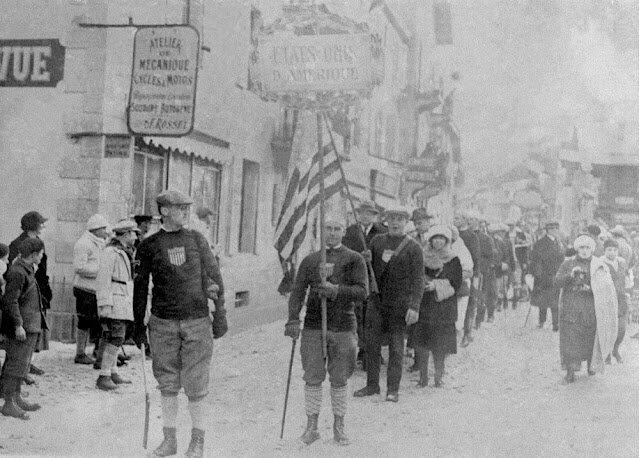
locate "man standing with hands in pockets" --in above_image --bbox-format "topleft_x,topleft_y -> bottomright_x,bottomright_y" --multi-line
354,206 -> 424,402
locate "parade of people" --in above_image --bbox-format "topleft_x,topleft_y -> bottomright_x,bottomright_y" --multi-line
2,0 -> 639,456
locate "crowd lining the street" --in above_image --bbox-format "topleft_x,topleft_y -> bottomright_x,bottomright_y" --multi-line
0,193 -> 637,455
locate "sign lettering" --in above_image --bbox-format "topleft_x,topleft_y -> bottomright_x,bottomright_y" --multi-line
128,26 -> 199,137
0,39 -> 65,87
252,33 -> 375,94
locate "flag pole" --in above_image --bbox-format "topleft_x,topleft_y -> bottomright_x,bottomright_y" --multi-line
322,112 -> 379,294
317,111 -> 328,361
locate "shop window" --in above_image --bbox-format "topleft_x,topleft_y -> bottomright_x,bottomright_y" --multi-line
191,157 -> 222,244
239,159 -> 260,254
132,150 -> 166,216
168,150 -> 222,244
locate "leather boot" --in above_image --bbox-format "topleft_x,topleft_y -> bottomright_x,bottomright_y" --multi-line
185,428 -> 205,458
153,427 -> 177,456
1,377 -> 29,420
333,415 -> 349,445
16,383 -> 40,411
111,373 -> 132,384
96,375 -> 118,391
300,414 -> 320,445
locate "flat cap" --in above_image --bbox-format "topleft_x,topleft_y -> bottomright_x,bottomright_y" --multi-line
383,205 -> 410,219
156,190 -> 194,206
86,214 -> 108,231
356,199 -> 379,214
544,221 -> 560,230
111,219 -> 140,234
410,208 -> 433,222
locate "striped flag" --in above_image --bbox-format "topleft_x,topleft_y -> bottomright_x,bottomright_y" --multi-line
274,125 -> 345,264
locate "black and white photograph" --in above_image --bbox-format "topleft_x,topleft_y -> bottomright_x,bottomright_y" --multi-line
1,0 -> 639,456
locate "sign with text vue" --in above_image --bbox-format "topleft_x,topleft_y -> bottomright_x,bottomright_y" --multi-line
0,39 -> 65,87
128,25 -> 199,137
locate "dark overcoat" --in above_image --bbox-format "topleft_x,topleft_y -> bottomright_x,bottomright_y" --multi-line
555,256 -> 596,369
369,234 -> 424,332
413,256 -> 463,354
530,235 -> 564,310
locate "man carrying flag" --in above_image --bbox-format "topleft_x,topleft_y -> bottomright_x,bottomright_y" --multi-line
284,215 -> 368,446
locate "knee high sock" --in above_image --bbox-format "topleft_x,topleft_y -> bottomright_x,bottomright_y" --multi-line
330,386 -> 347,417
161,394 -> 179,429
76,329 -> 89,356
304,385 -> 322,417
188,396 -> 208,431
100,343 -> 118,377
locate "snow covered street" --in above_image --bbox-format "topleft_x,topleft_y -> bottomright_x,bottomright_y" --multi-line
2,303 -> 639,457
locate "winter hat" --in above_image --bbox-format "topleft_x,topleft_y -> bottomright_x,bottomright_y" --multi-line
426,225 -> 452,242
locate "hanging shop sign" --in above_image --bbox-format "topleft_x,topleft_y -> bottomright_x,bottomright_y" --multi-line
0,39 -> 65,87
128,25 -> 199,137
104,135 -> 131,158
248,5 -> 383,109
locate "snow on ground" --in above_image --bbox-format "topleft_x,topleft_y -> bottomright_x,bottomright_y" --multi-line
1,303 -> 639,457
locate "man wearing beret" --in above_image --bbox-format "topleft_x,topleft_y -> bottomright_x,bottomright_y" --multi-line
342,200 -> 387,368
354,206 -> 424,402
134,190 -> 226,457
285,215 -> 368,445
529,221 -> 564,331
95,219 -> 139,391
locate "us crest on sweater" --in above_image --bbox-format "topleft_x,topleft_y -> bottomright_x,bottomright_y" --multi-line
167,246 -> 186,266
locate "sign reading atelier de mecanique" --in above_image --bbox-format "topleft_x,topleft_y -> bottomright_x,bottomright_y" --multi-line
128,25 -> 199,137
0,39 -> 65,87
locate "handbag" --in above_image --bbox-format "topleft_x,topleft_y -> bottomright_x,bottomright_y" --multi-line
432,279 -> 455,302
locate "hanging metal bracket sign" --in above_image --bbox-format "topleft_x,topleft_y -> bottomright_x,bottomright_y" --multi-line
127,25 -> 199,137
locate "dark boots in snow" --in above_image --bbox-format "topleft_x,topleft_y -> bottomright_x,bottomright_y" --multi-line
1,377 -> 29,420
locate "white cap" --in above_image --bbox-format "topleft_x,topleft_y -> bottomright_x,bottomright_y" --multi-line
86,214 -> 108,231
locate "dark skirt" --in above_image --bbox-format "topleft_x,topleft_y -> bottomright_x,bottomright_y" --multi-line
560,290 -> 596,370
413,292 -> 458,355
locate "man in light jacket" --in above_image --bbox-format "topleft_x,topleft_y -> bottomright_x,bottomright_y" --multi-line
73,214 -> 109,364
95,220 -> 139,391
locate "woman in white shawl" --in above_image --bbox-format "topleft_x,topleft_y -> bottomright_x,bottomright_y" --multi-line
555,235 -> 618,383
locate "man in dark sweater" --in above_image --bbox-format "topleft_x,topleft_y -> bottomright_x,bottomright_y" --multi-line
455,215 -> 480,347
134,190 -> 226,458
342,200 -> 386,366
354,206 -> 424,403
475,219 -> 497,326
286,215 -> 368,446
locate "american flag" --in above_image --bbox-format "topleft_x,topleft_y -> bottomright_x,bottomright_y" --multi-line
274,123 -> 345,264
